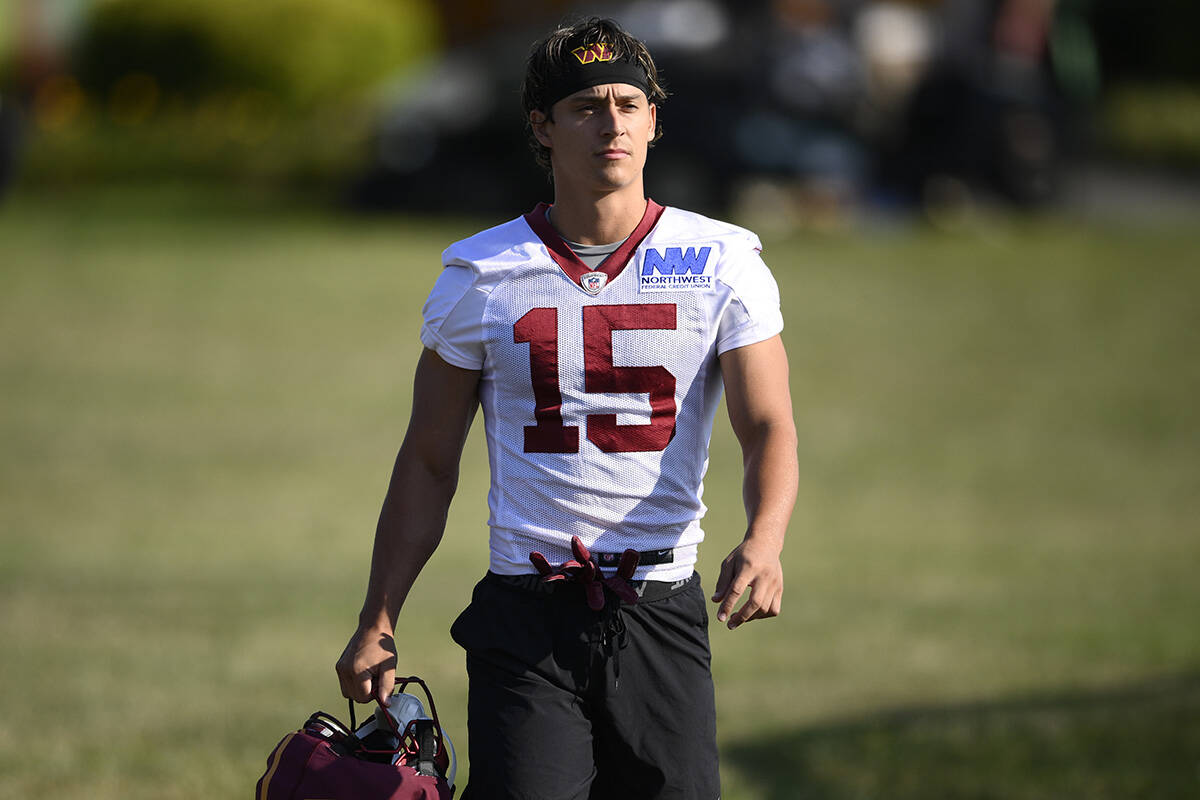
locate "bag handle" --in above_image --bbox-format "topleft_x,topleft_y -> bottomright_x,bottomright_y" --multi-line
346,675 -> 446,758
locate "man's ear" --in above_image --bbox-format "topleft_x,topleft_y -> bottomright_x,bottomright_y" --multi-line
648,103 -> 657,138
531,109 -> 554,148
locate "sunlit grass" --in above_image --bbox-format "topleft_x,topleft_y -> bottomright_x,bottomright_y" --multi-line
2,187 -> 1198,798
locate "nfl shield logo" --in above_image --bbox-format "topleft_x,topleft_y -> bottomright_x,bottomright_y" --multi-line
580,272 -> 608,295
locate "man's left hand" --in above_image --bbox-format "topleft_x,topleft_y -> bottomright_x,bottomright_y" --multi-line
711,537 -> 783,629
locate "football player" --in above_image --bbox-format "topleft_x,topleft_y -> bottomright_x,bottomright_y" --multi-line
337,16 -> 798,799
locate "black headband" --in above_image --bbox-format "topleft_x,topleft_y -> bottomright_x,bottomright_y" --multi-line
544,41 -> 651,109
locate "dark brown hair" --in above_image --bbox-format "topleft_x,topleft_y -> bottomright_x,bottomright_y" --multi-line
521,17 -> 667,175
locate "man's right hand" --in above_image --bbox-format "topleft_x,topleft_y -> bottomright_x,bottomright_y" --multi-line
335,626 -> 398,706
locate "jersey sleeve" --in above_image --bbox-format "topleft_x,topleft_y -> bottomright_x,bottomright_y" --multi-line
715,245 -> 784,354
420,265 -> 487,369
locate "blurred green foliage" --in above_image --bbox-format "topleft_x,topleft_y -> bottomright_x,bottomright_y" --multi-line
1104,83 -> 1200,168
17,0 -> 439,186
76,0 -> 437,110
22,97 -> 377,185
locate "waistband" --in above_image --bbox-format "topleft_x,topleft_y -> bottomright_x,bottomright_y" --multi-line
488,529 -> 700,583
485,570 -> 699,604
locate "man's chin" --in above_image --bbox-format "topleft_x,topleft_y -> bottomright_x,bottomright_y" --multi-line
591,164 -> 642,191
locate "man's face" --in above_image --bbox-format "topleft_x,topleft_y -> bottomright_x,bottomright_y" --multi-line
531,83 -> 657,194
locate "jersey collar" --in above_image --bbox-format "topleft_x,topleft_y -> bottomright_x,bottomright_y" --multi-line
525,199 -> 666,292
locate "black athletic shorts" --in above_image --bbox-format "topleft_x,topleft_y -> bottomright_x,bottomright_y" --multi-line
450,571 -> 720,800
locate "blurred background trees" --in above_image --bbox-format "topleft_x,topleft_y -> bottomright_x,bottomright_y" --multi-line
1,0 -> 438,187
1,0 -> 1198,215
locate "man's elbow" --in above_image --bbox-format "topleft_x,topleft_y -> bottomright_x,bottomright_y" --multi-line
393,444 -> 462,493
741,417 -> 798,461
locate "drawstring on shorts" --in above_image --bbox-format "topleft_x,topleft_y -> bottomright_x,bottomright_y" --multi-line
599,600 -> 629,687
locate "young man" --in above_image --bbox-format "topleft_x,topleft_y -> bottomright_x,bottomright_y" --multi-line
336,17 -> 798,799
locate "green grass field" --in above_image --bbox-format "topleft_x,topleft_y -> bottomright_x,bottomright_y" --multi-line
2,186 -> 1198,799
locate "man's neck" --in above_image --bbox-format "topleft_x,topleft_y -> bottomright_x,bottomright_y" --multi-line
547,187 -> 648,246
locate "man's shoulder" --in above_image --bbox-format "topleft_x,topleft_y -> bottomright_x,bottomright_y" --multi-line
442,214 -> 542,274
649,205 -> 763,254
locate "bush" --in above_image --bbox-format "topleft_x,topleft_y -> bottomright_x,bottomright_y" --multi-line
20,99 -> 376,188
75,0 -> 438,110
15,0 -> 438,187
1103,83 -> 1200,168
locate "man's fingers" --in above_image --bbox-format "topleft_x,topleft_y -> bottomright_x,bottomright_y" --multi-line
336,630 -> 398,705
711,559 -> 734,603
717,581 -> 745,623
728,582 -> 783,628
728,589 -> 762,629
338,664 -> 392,705
337,664 -> 372,704
376,667 -> 396,707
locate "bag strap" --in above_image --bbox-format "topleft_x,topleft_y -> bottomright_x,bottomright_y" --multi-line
391,675 -> 445,742
346,675 -> 446,759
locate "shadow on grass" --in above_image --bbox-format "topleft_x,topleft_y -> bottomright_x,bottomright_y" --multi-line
724,672 -> 1200,800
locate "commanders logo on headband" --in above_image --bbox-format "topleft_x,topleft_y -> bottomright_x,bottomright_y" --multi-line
546,40 -> 649,106
572,43 -> 614,65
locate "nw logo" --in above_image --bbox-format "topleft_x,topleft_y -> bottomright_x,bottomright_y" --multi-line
642,247 -> 712,275
572,43 -> 615,64
639,247 -> 715,292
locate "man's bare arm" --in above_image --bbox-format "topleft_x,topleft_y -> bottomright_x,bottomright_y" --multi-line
336,348 -> 480,704
711,335 -> 799,629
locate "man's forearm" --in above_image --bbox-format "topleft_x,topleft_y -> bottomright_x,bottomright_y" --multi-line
740,420 -> 798,551
712,414 -> 797,628
356,450 -> 459,632
336,349 -> 479,703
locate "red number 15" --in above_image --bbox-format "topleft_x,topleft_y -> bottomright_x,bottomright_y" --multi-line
514,304 -> 677,454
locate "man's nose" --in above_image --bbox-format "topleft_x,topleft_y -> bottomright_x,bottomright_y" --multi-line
599,103 -> 625,136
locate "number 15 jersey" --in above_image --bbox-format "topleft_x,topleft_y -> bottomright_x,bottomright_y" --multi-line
420,200 -> 783,581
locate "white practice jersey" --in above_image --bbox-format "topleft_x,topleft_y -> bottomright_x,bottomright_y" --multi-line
420,201 -> 783,581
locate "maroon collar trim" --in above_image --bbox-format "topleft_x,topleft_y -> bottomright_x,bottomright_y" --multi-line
524,199 -> 666,290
